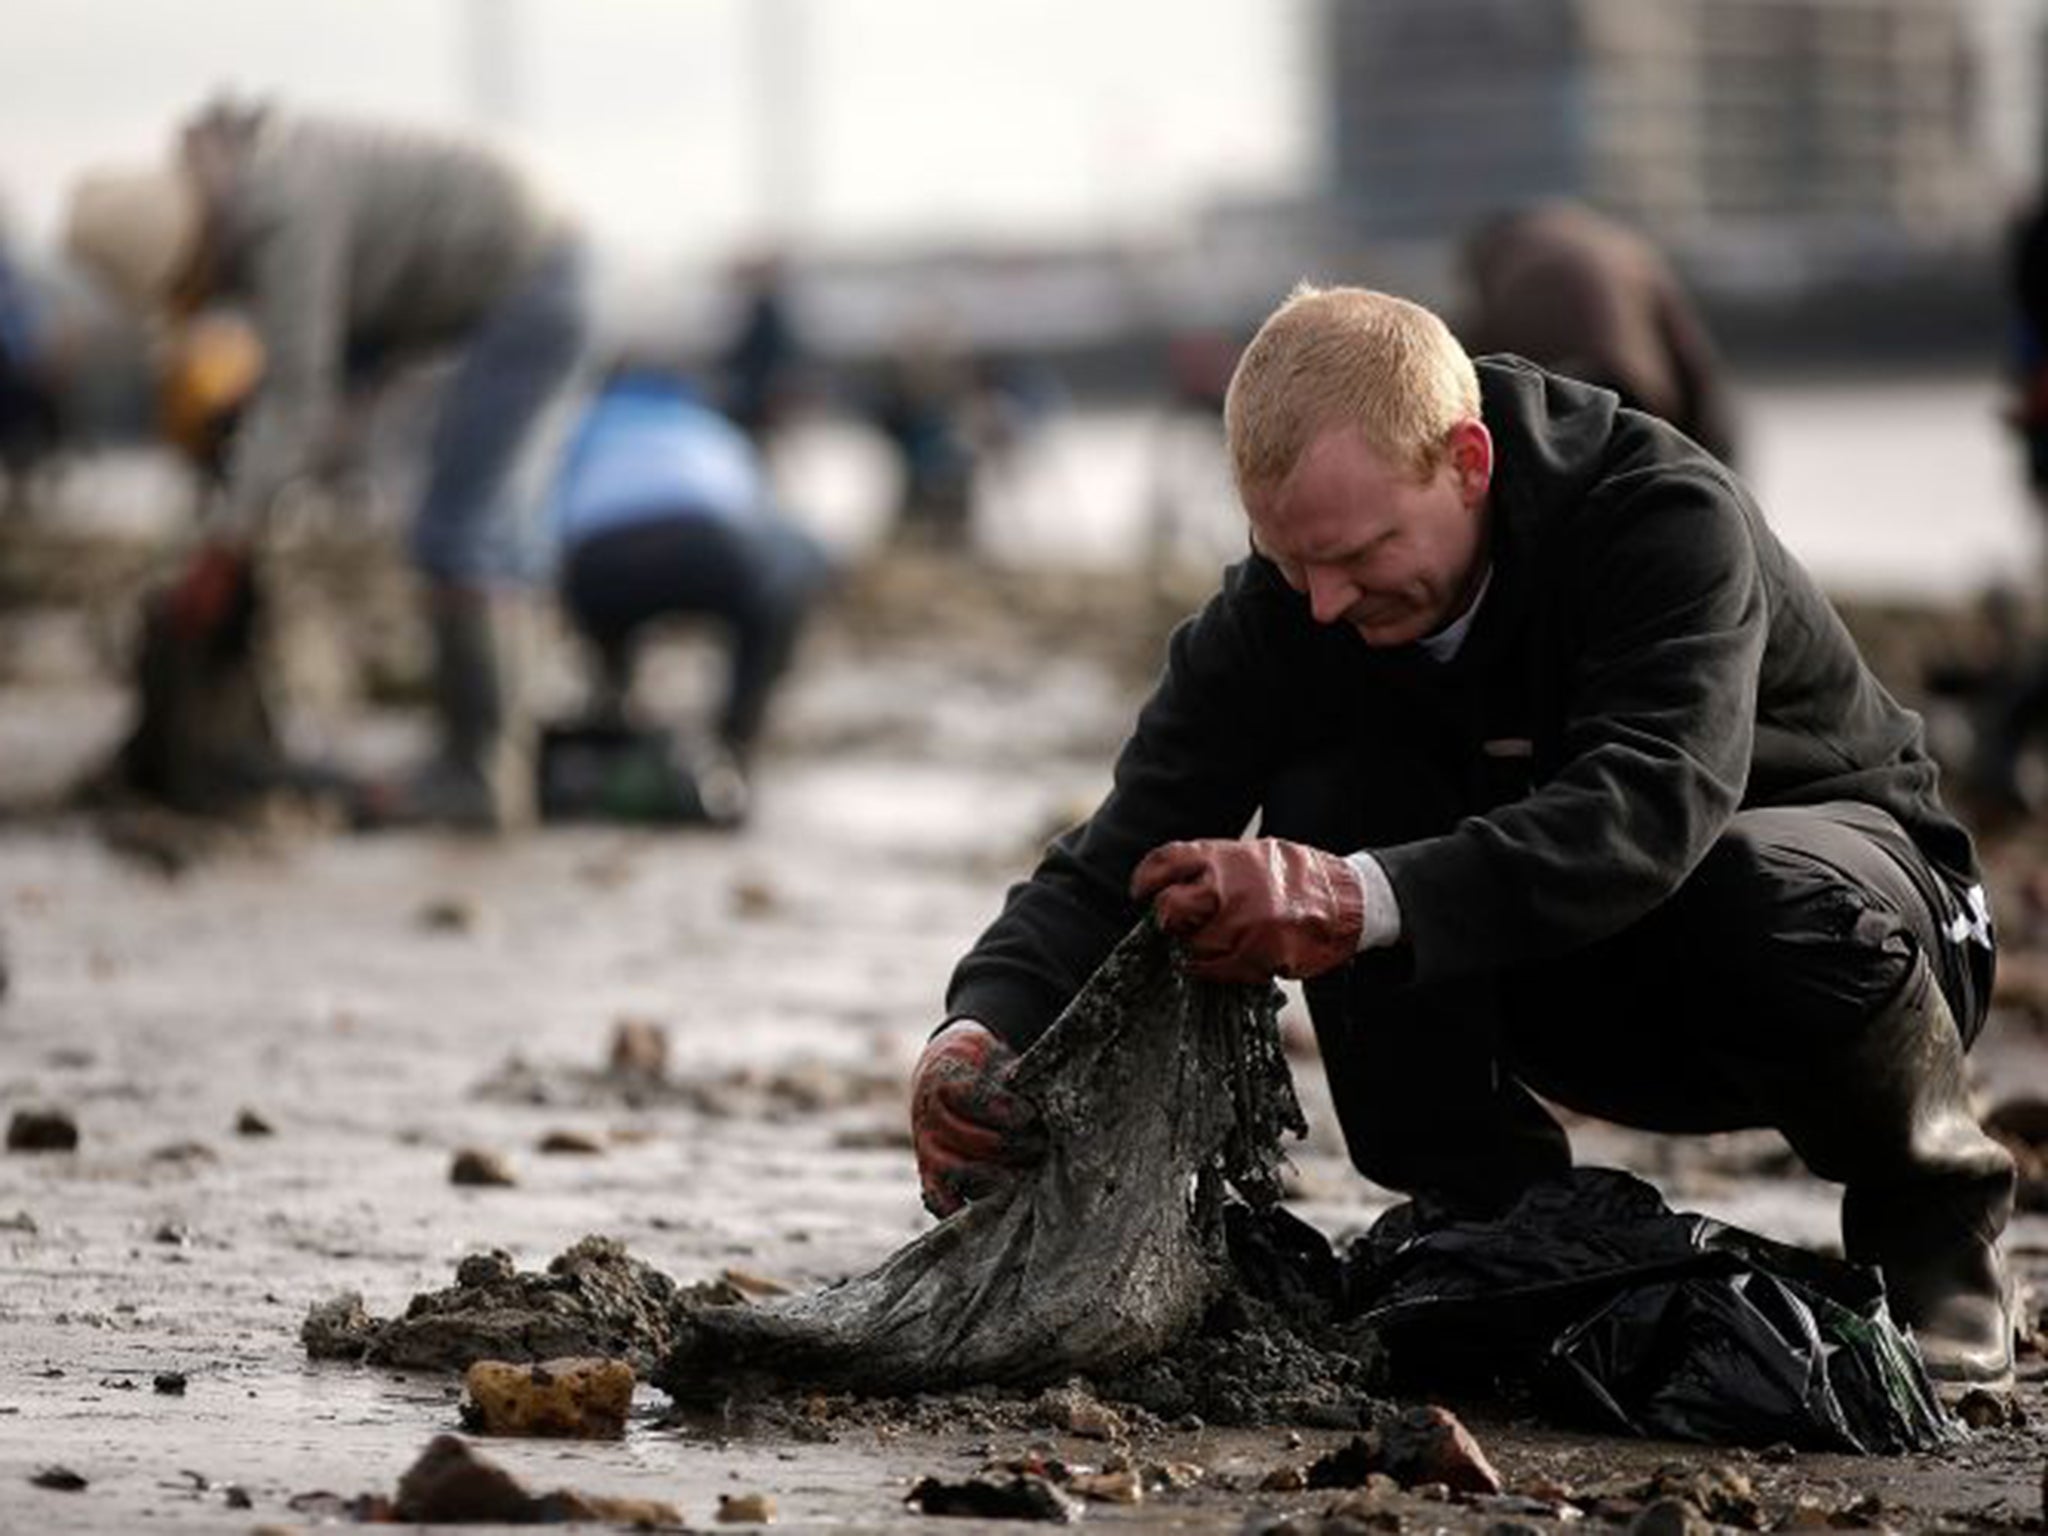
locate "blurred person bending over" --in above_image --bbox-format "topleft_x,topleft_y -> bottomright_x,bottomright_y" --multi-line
65,101 -> 591,830
554,368 -> 833,796
1461,200 -> 1739,466
911,286 -> 2012,1391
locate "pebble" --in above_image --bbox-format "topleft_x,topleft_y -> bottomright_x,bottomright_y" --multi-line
7,1109 -> 78,1153
717,1491 -> 776,1522
449,1148 -> 516,1187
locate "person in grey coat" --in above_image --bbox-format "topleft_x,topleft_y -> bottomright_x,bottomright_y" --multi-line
911,286 -> 2013,1391
66,101 -> 591,829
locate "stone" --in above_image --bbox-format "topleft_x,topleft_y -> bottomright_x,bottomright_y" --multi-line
301,1292 -> 377,1361
153,1371 -> 187,1395
1036,1382 -> 1126,1440
461,1357 -> 634,1438
416,896 -> 478,933
1069,1468 -> 1142,1504
234,1109 -> 274,1136
29,1466 -> 87,1491
393,1435 -> 536,1523
1954,1387 -> 2015,1430
906,1474 -> 1079,1522
537,1129 -> 605,1155
7,1109 -> 78,1152
718,1491 -> 777,1522
1307,1435 -> 1379,1489
449,1148 -> 516,1187
607,1017 -> 670,1079
1377,1406 -> 1502,1496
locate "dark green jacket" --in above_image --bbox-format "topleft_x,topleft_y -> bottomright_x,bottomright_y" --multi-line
948,358 -> 1977,1050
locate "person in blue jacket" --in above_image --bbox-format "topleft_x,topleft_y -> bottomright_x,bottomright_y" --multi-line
553,368 -> 834,780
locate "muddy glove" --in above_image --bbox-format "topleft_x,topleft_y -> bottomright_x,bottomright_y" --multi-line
164,539 -> 251,643
1131,837 -> 1365,984
910,1019 -> 1047,1217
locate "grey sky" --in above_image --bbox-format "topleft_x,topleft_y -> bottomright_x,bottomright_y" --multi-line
0,0 -> 1318,263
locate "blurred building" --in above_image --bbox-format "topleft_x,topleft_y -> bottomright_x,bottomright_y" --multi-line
1326,0 -> 2021,289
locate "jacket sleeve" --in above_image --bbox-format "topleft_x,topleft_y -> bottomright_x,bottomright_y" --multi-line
944,562 -> 1292,1049
222,173 -> 345,529
1375,468 -> 1765,982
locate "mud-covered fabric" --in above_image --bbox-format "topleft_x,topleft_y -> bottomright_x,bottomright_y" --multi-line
1347,1169 -> 1955,1454
947,359 -> 1981,1052
654,921 -> 1303,1399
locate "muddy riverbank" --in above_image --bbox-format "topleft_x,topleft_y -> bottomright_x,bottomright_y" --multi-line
3,515 -> 2048,1532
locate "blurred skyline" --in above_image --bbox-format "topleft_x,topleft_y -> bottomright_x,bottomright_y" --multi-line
0,0 -> 1318,267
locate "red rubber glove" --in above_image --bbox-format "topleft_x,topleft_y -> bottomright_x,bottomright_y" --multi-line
909,1020 -> 1047,1217
165,540 -> 250,643
1131,837 -> 1365,984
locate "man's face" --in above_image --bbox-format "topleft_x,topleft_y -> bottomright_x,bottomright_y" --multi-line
1245,420 -> 1493,648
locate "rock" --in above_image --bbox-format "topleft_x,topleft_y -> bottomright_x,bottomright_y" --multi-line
360,1236 -> 684,1373
1306,1435 -> 1379,1489
1377,1406 -> 1501,1496
301,1291 -> 378,1361
234,1109 -> 274,1137
1147,1461 -> 1205,1491
906,1474 -> 1079,1522
449,1148 -> 516,1187
7,1109 -> 78,1152
0,1210 -> 36,1233
457,1250 -> 518,1287
461,1357 -> 634,1438
537,1129 -> 605,1154
29,1466 -> 87,1491
1036,1382 -> 1125,1440
1632,1464 -> 1761,1530
718,1491 -> 777,1522
1260,1464 -> 1309,1491
1772,1500 -> 1832,1530
1068,1468 -> 1142,1504
417,895 -> 478,933
607,1017 -> 670,1079
730,876 -> 781,918
153,1371 -> 187,1395
1954,1387 -> 2016,1430
1629,1498 -> 1716,1536
393,1434 -> 537,1523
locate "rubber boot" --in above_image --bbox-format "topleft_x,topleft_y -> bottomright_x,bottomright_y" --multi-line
1772,956 -> 2015,1389
363,589 -> 534,832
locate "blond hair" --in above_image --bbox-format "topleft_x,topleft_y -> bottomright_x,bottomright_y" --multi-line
1225,284 -> 1480,499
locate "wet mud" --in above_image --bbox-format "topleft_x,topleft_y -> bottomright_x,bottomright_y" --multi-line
3,518 -> 2048,1530
302,1237 -> 687,1374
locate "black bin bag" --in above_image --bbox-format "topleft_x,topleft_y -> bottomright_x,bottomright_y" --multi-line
1346,1168 -> 1956,1453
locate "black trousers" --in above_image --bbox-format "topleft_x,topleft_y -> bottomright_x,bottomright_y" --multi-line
560,515 -> 827,759
1262,744 -> 1992,1211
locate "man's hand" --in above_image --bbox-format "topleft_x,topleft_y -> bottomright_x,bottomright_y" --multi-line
1132,837 -> 1365,983
910,1020 -> 1046,1217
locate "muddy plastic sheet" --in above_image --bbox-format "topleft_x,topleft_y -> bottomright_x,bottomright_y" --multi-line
654,920 -> 1305,1400
1346,1168 -> 1955,1454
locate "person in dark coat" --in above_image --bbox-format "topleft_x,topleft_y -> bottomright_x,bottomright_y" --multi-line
909,285 -> 2013,1390
1461,200 -> 1739,466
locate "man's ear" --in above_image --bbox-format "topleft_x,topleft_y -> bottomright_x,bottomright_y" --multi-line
1447,419 -> 1493,503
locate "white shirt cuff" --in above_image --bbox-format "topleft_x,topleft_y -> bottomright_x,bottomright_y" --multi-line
1344,851 -> 1403,951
